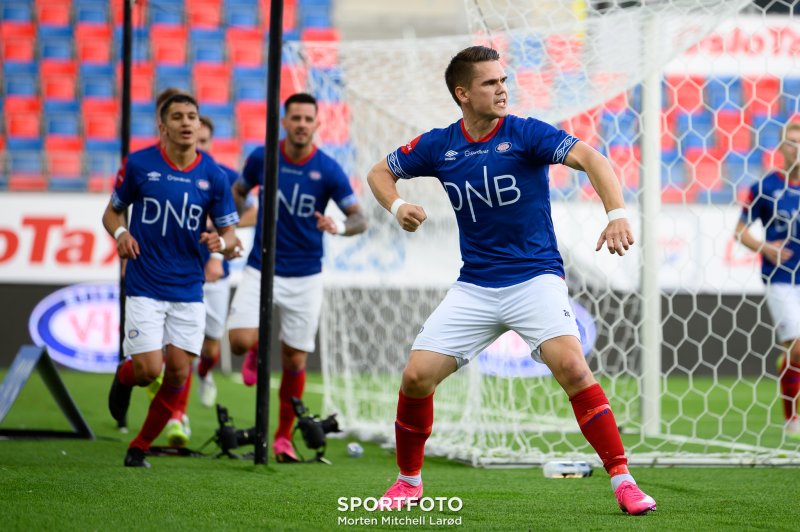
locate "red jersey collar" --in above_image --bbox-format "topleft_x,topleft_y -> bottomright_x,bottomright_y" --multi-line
159,145 -> 203,172
280,139 -> 317,165
460,117 -> 505,143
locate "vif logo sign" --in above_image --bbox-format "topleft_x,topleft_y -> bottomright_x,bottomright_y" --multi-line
28,282 -> 120,373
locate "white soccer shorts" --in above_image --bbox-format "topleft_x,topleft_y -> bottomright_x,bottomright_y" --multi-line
765,282 -> 800,344
412,274 -> 581,366
227,266 -> 324,353
123,296 -> 206,357
203,277 -> 231,340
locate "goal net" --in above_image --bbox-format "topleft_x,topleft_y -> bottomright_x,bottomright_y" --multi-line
300,0 -> 800,466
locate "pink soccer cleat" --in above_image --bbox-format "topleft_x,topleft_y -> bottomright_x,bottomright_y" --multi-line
273,436 -> 299,463
379,479 -> 423,510
615,481 -> 656,515
241,346 -> 258,386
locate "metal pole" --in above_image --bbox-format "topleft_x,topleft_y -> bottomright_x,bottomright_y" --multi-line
255,0 -> 285,465
117,0 -> 133,432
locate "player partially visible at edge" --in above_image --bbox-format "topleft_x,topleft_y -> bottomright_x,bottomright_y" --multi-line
366,45 -> 656,515
735,120 -> 800,440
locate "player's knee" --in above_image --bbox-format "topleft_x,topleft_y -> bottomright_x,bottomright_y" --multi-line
163,365 -> 190,387
552,354 -> 593,389
229,335 -> 251,355
401,366 -> 435,396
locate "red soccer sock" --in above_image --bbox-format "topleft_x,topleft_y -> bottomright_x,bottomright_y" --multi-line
275,368 -> 306,440
170,372 -> 192,421
129,380 -> 185,452
395,390 -> 434,477
117,358 -> 136,387
198,354 -> 218,378
570,383 -> 629,476
779,356 -> 800,420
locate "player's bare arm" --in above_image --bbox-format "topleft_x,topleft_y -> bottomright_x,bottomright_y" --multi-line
231,181 -> 252,216
564,141 -> 634,256
734,219 -> 792,265
314,204 -> 368,236
200,225 -> 242,259
367,158 -> 427,233
102,200 -> 140,259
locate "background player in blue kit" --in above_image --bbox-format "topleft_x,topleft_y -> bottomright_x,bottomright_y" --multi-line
225,92 -> 368,462
367,46 -> 656,514
103,93 -> 242,468
735,120 -> 800,440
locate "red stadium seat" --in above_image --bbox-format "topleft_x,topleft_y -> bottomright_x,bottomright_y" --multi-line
82,99 -> 120,140
1,22 -> 35,62
743,76 -> 781,116
75,23 -> 112,64
110,0 -> 146,27
4,96 -> 41,138
562,108 -> 600,149
513,67 -> 554,111
187,0 -> 222,28
608,145 -> 641,192
235,101 -> 267,141
130,136 -> 159,152
41,60 -> 77,100
151,24 -> 188,65
8,174 -> 48,191
262,0 -> 298,31
301,28 -> 340,67
280,63 -> 307,103
88,175 -> 115,193
227,27 -> 263,66
316,102 -> 350,145
36,0 -> 72,26
661,109 -> 677,152
45,136 -> 83,177
194,63 -> 231,103
210,138 -> 241,170
715,110 -> 752,154
685,148 -> 722,190
665,75 -> 704,114
131,61 -> 154,102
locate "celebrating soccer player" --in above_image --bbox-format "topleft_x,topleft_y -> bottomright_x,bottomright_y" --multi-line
225,92 -> 367,462
366,45 -> 656,514
735,120 -> 800,440
103,93 -> 242,468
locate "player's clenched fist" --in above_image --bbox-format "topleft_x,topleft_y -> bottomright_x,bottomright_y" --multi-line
116,230 -> 140,259
395,203 -> 427,232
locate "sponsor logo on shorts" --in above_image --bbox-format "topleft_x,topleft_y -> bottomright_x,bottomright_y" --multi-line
128,329 -> 140,339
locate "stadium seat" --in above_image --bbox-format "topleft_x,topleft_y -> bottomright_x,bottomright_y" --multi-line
1,22 -> 36,62
235,101 -> 266,141
45,136 -> 83,178
715,110 -> 751,154
74,0 -> 109,23
85,139 -> 121,192
665,75 -> 704,114
226,27 -> 264,66
3,62 -> 38,95
110,0 -> 147,26
308,66 -> 344,102
6,138 -> 44,187
130,61 -> 155,102
44,100 -> 81,136
315,102 -> 349,145
209,138 -> 241,170
36,0 -> 72,26
82,99 -> 120,140
262,0 -> 298,31
744,76 -> 781,116
187,0 -> 223,28
203,103 -> 235,138
301,28 -> 340,67
226,0 -> 260,28
155,64 -> 192,93
149,0 -> 184,25
751,114 -> 783,151
151,24 -> 188,64
562,109 -> 600,149
130,136 -> 159,152
41,60 -> 78,100
2,1 -> 33,22
685,148 -> 722,191
704,76 -> 742,111
298,0 -> 331,29
4,96 -> 41,138
113,27 -> 150,62
38,25 -> 73,60
190,28 -> 226,63
781,78 -> 800,116
281,63 -> 307,102
601,109 -> 639,147
608,145 -> 641,192
676,110 -> 715,151
8,174 -> 48,191
131,102 -> 157,137
194,63 -> 231,103
233,66 -> 267,101
80,64 -> 115,98
76,23 -> 113,63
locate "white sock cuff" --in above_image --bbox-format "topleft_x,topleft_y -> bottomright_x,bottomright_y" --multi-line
610,473 -> 635,491
398,473 -> 422,486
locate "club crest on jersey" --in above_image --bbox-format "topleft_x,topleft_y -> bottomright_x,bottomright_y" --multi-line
495,142 -> 512,153
401,134 -> 422,154
444,150 -> 458,161
309,170 -> 322,181
196,179 -> 210,190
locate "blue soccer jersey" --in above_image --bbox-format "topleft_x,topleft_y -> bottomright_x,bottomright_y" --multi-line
198,161 -> 243,279
387,115 -> 579,288
111,145 -> 240,302
741,171 -> 800,284
239,140 -> 359,276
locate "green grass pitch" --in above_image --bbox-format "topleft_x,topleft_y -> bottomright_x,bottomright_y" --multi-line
1,369 -> 799,531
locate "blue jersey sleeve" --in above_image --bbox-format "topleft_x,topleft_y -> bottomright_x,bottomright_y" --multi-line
239,148 -> 264,192
387,131 -> 437,179
110,157 -> 137,210
523,118 -> 579,165
209,165 -> 240,229
325,159 -> 358,210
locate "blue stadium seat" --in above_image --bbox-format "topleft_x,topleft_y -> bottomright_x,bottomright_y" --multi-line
85,139 -> 121,177
132,102 -> 157,137
150,0 -> 184,25
308,66 -> 344,102
233,66 -> 267,101
155,65 -> 192,93
3,62 -> 38,95
7,138 -> 44,174
74,0 -> 110,23
202,103 -> 235,138
752,114 -> 784,151
781,78 -> 800,116
191,29 -> 226,63
299,0 -> 333,28
704,76 -> 742,111
225,0 -> 260,28
80,64 -> 115,98
38,26 -> 74,60
601,109 -> 639,147
44,101 -> 81,136
114,27 -> 150,62
2,1 -> 33,22
676,111 -> 714,150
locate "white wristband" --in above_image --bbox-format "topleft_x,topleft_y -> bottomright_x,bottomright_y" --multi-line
390,198 -> 408,217
607,208 -> 627,222
210,252 -> 224,261
113,227 -> 128,241
334,219 -> 346,235
218,235 -> 228,251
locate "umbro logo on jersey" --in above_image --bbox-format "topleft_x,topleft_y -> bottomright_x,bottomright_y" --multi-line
444,150 -> 458,161
495,142 -> 512,153
147,171 -> 161,181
